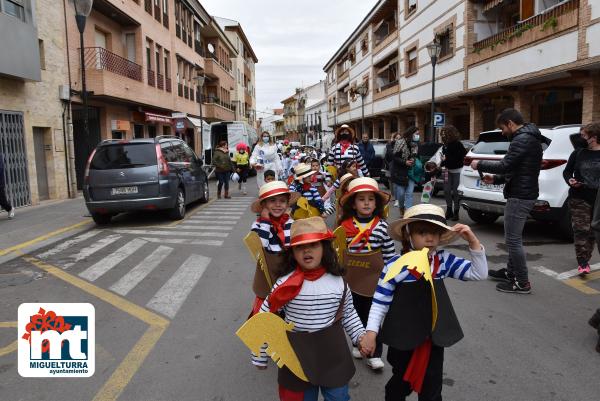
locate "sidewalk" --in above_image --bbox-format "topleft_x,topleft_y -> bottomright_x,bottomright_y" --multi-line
0,197 -> 94,264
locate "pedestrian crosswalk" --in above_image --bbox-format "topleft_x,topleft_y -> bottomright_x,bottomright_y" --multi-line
34,197 -> 254,319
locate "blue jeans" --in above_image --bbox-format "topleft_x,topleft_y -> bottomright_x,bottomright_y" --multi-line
216,171 -> 230,192
394,180 -> 415,209
303,384 -> 350,401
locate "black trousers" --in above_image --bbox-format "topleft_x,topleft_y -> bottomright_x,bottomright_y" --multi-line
351,292 -> 382,358
0,186 -> 12,212
385,345 -> 444,401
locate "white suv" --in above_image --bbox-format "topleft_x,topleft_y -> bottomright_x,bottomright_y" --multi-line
458,125 -> 582,240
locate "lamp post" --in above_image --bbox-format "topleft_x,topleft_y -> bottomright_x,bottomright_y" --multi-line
356,84 -> 368,138
192,74 -> 206,156
73,0 -> 94,153
427,41 -> 442,143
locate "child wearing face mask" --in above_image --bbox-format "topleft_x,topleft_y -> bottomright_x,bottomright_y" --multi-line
252,217 -> 366,401
234,143 -> 250,195
360,204 -> 487,401
337,177 -> 395,371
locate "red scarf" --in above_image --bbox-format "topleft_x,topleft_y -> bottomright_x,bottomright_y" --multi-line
267,214 -> 289,247
339,140 -> 352,155
302,183 -> 312,192
269,266 -> 326,313
403,255 -> 441,393
340,216 -> 380,251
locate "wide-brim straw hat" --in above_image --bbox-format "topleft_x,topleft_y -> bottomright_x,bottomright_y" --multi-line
290,216 -> 335,246
388,204 -> 458,245
339,177 -> 391,207
251,181 -> 300,213
338,173 -> 355,188
294,163 -> 317,180
335,124 -> 356,140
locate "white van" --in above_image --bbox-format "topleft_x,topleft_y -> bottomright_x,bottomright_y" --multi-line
207,121 -> 258,163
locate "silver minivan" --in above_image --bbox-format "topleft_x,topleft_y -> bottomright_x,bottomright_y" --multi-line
84,136 -> 209,224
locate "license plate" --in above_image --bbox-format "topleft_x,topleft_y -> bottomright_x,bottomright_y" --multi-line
111,186 -> 138,195
476,180 -> 503,192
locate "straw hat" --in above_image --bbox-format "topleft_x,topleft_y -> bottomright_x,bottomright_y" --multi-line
335,124 -> 356,140
294,163 -> 317,180
338,173 -> 354,188
339,177 -> 391,207
251,181 -> 300,213
388,204 -> 458,245
290,217 -> 335,246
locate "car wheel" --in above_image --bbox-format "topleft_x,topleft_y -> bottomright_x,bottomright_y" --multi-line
467,209 -> 499,224
91,213 -> 112,225
199,180 -> 209,203
169,188 -> 186,220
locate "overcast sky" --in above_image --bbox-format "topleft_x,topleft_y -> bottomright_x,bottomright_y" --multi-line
201,0 -> 377,117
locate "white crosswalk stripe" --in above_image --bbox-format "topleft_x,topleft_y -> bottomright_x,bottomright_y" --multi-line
188,216 -> 240,221
79,238 -> 147,281
109,245 -> 174,296
37,230 -> 102,259
141,238 -> 223,246
179,220 -> 237,225
177,225 -> 233,231
196,211 -> 244,215
146,254 -> 211,318
63,234 -> 122,269
112,229 -> 229,238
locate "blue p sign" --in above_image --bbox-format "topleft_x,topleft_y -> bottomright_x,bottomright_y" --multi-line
433,113 -> 445,128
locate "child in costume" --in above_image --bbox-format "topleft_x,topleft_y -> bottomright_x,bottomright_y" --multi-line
233,143 -> 250,195
309,158 -> 331,197
360,204 -> 488,401
323,160 -> 359,202
249,181 -> 299,314
337,177 -> 395,371
252,217 -> 366,401
289,163 -> 327,218
264,169 -> 277,183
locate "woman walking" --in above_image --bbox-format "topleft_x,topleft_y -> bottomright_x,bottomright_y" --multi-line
440,125 -> 467,221
327,125 -> 369,177
390,127 -> 419,216
213,140 -> 234,199
250,132 -> 282,188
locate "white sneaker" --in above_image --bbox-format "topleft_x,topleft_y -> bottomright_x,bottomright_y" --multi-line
393,200 -> 399,207
366,357 -> 385,370
352,346 -> 362,359
8,208 -> 14,219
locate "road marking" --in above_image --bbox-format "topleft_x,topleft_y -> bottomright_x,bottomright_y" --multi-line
188,216 -> 240,221
556,263 -> 600,280
146,254 -> 211,318
531,266 -> 559,278
177,225 -> 233,231
140,237 -> 224,246
204,206 -> 249,210
36,230 -> 101,259
79,238 -> 147,281
110,246 -> 174,296
113,229 -> 229,238
63,234 -> 122,269
179,220 -> 237,225
533,264 -> 600,295
0,219 -> 92,257
0,321 -> 17,357
196,211 -> 244,215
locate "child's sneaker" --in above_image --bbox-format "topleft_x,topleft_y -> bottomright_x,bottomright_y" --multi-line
366,357 -> 385,370
578,264 -> 591,275
8,208 -> 14,219
496,279 -> 531,294
352,346 -> 362,359
488,268 -> 514,283
393,200 -> 399,207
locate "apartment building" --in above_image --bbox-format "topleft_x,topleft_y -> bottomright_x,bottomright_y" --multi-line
0,0 -> 75,207
282,92 -> 301,142
324,0 -> 600,141
281,81 -> 330,144
258,108 -> 284,138
65,0 -> 238,188
215,17 -> 259,127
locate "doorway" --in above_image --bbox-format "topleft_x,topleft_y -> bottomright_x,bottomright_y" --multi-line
32,127 -> 49,201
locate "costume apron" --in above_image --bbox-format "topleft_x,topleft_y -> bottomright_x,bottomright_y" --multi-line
252,253 -> 285,299
277,284 -> 355,391
343,250 -> 384,297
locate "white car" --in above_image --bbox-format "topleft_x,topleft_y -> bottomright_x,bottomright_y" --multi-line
458,125 -> 582,240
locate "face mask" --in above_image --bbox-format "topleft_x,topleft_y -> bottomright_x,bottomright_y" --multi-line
240,150 -> 245,154
262,137 -> 270,143
412,134 -> 420,142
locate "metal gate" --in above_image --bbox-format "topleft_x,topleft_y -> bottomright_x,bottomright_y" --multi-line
0,110 -> 31,207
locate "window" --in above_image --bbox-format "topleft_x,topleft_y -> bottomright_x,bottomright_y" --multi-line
164,50 -> 170,77
155,46 -> 161,74
146,39 -> 152,70
361,34 -> 369,55
38,39 -> 45,70
436,26 -> 453,60
405,0 -> 417,17
3,0 -> 25,21
406,47 -> 418,76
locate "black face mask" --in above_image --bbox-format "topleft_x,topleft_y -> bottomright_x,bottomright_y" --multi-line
572,136 -> 588,149
340,134 -> 350,141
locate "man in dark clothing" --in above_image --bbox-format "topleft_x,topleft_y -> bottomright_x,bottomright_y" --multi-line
471,108 -> 549,294
0,152 -> 14,219
358,133 -> 375,168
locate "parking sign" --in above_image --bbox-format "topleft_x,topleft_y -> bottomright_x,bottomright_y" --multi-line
434,112 -> 445,127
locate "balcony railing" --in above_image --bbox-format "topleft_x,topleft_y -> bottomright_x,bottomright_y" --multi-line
144,0 -> 151,14
154,5 -> 161,22
163,13 -> 169,29
156,73 -> 164,90
82,47 -> 142,81
165,77 -> 172,92
194,40 -> 205,56
473,0 -> 579,51
147,69 -> 155,86
205,96 -> 234,111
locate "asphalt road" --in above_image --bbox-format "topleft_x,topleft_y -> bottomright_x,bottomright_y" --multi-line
1,177 -> 599,401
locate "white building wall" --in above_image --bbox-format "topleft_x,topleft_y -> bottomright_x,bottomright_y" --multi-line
588,22 -> 600,58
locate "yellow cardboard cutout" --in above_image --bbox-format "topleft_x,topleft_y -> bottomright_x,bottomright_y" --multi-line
326,165 -> 338,181
333,226 -> 347,265
236,312 -> 309,382
382,248 -> 438,329
243,231 -> 273,289
293,197 -> 321,220
383,204 -> 389,219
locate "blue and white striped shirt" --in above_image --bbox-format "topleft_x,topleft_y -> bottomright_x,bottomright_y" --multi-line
327,143 -> 369,176
290,182 -> 326,213
250,216 -> 294,254
344,218 -> 396,265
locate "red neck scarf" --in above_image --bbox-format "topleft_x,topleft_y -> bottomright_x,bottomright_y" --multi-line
340,216 -> 380,251
339,140 -> 351,155
267,214 -> 289,247
403,255 -> 440,393
302,183 -> 312,192
269,265 -> 326,313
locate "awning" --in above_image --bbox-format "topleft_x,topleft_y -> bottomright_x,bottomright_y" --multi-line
145,112 -> 172,124
484,0 -> 506,12
187,117 -> 205,128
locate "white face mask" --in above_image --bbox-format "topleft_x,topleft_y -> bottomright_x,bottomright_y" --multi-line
262,137 -> 270,143
413,134 -> 420,142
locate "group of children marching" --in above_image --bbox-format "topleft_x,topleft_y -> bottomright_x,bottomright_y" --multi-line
237,127 -> 489,401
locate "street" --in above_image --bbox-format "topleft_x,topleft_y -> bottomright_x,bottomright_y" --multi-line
1,177 -> 599,401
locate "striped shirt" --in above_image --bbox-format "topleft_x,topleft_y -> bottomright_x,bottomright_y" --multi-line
252,272 -> 366,366
250,216 -> 294,254
289,183 -> 326,213
366,247 -> 488,333
327,143 -> 369,176
344,218 -> 396,265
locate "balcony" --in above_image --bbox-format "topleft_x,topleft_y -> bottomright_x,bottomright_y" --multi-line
157,73 -> 164,90
471,0 -> 579,63
337,68 -> 349,82
82,47 -> 142,81
373,29 -> 398,55
165,77 -> 172,92
204,57 -> 234,89
203,97 -> 235,121
337,101 -> 350,114
147,69 -> 155,86
373,81 -> 399,101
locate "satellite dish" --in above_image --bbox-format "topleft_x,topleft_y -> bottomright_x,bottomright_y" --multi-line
207,43 -> 215,54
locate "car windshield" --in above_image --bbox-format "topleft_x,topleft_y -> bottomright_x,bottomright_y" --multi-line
91,143 -> 157,170
373,143 -> 387,157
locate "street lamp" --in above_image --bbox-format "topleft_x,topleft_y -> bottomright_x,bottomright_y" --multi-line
192,74 -> 206,156
73,0 -> 93,153
427,40 -> 442,143
356,84 -> 368,138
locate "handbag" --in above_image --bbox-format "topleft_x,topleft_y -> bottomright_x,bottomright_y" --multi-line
231,172 -> 240,182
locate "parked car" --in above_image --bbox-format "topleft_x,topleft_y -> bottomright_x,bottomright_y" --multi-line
84,136 -> 209,225
458,125 -> 581,240
369,139 -> 389,184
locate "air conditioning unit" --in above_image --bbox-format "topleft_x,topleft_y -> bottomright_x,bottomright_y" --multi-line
59,85 -> 70,101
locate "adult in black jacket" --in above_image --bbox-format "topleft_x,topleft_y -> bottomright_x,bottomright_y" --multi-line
0,152 -> 14,219
471,108 -> 549,294
440,125 -> 467,221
